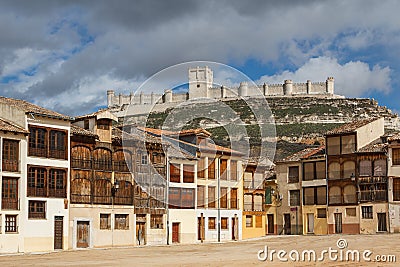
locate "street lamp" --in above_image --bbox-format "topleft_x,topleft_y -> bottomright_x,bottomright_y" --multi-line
111,180 -> 120,198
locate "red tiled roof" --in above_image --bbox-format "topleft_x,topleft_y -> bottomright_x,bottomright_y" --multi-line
325,118 -> 380,135
71,125 -> 98,138
280,146 -> 325,162
356,142 -> 387,153
387,132 -> 400,142
0,96 -> 73,120
0,117 -> 29,134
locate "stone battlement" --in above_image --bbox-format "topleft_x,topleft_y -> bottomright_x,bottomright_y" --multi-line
107,66 -> 339,108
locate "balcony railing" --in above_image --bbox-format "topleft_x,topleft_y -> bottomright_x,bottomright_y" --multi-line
49,149 -> 66,159
28,211 -> 45,219
359,191 -> 373,202
93,160 -> 113,171
49,188 -> 66,198
114,196 -> 134,205
1,198 -> 19,210
135,198 -> 149,208
29,147 -> 47,157
2,159 -> 19,172
27,187 -> 46,197
113,161 -> 130,172
71,158 -> 92,169
375,190 -> 387,201
71,194 -> 91,204
93,195 -> 112,205
150,199 -> 165,209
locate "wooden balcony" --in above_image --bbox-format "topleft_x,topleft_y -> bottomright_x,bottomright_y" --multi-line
71,158 -> 92,169
49,188 -> 66,198
71,194 -> 91,204
2,160 -> 19,172
1,198 -> 19,210
27,187 -> 46,197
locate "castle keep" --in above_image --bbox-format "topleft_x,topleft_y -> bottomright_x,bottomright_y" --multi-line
107,66 -> 341,111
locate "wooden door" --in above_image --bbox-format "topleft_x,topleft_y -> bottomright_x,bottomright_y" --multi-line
284,214 -> 291,235
307,213 -> 314,233
198,216 -> 205,241
54,216 -> 63,250
267,214 -> 274,234
378,213 -> 387,232
172,222 -> 180,243
77,221 -> 90,248
136,222 -> 146,245
334,213 -> 342,234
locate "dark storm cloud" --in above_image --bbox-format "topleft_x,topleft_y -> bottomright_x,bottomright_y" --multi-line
0,0 -> 399,116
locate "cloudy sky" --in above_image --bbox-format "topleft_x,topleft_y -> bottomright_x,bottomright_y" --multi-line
0,0 -> 399,116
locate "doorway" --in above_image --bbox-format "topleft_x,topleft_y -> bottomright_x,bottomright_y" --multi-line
334,213 -> 342,233
307,213 -> 314,233
54,216 -> 63,250
284,214 -> 291,235
198,216 -> 205,241
267,214 -> 274,234
77,221 -> 90,248
136,222 -> 146,245
377,213 -> 387,232
231,217 -> 238,240
172,222 -> 180,243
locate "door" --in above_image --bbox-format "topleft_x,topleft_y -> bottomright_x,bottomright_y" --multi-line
54,216 -> 63,250
172,222 -> 180,243
378,213 -> 387,232
267,214 -> 274,234
307,213 -> 314,233
198,216 -> 205,241
136,222 -> 146,245
231,217 -> 238,240
284,214 -> 291,235
77,221 -> 90,248
334,213 -> 342,234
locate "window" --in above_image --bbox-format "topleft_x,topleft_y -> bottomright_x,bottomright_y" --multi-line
208,217 -> 216,230
221,217 -> 228,230
2,139 -> 19,172
346,208 -> 356,217
362,206 -> 373,219
327,136 -> 340,155
265,187 -> 272,205
181,188 -> 195,208
303,187 -> 315,205
28,201 -> 46,219
341,135 -> 356,154
316,187 -> 327,205
152,152 -> 163,164
220,187 -> 228,209
170,164 -> 180,183
97,119 -> 110,130
289,190 -> 300,206
373,160 -> 387,176
84,119 -> 89,129
244,194 -> 253,211
329,186 -> 341,204
183,164 -> 194,183
359,160 -> 372,176
2,177 -> 18,210
393,148 -> 400,165
197,158 -> 205,178
93,148 -> 112,170
393,179 -> 400,201
100,214 -> 111,229
5,215 -> 17,233
141,154 -> 148,165
303,162 -> 314,181
208,186 -> 215,208
317,208 -> 326,218
315,161 -> 326,179
328,162 -> 340,179
230,188 -> 238,209
49,130 -> 66,159
220,159 -> 227,180
288,166 -> 299,183
49,169 -> 66,198
254,194 -> 263,211
168,187 -> 181,208
28,167 -> 46,197
150,214 -> 164,229
246,215 -> 253,227
208,159 -> 215,179
230,160 -> 237,181
304,187 -> 326,205
29,127 -> 46,157
255,216 -> 263,228
115,214 -> 129,229
343,161 -> 356,179
197,185 -> 205,208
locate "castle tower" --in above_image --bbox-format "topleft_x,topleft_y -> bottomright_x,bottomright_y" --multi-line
188,66 -> 213,99
238,82 -> 248,97
326,77 -> 334,94
164,89 -> 173,103
283,80 -> 293,95
107,90 -> 115,107
306,80 -> 312,94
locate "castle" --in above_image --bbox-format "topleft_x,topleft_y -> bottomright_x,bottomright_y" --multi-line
107,66 -> 342,116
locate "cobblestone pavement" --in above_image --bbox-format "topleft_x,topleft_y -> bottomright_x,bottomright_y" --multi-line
1,234 -> 399,266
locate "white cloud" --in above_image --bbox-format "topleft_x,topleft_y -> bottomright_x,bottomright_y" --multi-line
257,56 -> 391,97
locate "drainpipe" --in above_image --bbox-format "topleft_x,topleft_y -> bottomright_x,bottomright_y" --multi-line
166,152 -> 170,245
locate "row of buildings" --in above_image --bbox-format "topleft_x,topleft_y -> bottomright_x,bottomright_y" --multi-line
270,117 -> 400,235
0,96 -> 269,253
2,94 -> 400,254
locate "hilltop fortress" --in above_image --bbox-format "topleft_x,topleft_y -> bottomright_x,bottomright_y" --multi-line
107,66 -> 342,115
